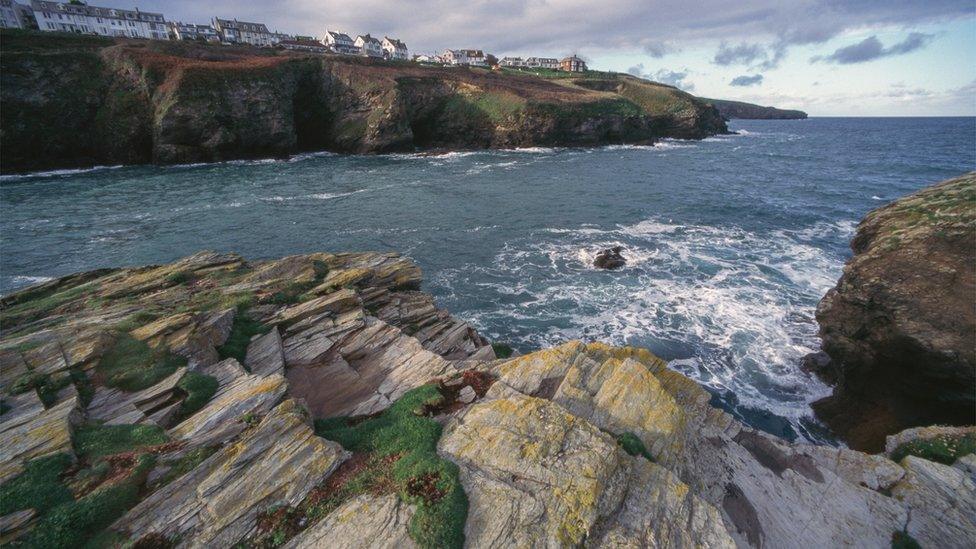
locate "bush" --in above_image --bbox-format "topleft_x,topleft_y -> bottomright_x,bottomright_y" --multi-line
96,333 -> 185,392
890,433 -> 976,465
0,453 -> 73,516
491,343 -> 514,359
615,432 -> 653,461
316,384 -> 468,549
175,372 -> 218,420
217,306 -> 269,364
74,423 -> 168,459
891,530 -> 922,549
164,271 -> 192,285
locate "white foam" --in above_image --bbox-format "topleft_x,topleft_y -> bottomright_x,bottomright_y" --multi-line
10,275 -> 54,286
0,165 -> 124,181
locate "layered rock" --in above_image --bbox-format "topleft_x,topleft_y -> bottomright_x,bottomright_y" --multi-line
811,173 -> 976,451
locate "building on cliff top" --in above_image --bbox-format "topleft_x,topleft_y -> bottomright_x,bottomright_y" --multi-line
323,30 -> 357,54
443,49 -> 487,66
500,56 -> 526,68
560,55 -> 587,72
212,17 -> 281,47
525,56 -> 559,69
1,0 -> 36,29
382,36 -> 408,60
354,33 -> 383,57
168,21 -> 219,42
30,0 -> 167,39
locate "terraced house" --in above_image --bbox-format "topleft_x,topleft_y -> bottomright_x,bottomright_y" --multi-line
381,36 -> 408,60
30,0 -> 167,39
212,17 -> 278,47
0,0 -> 36,29
322,29 -> 357,54
354,33 -> 383,57
168,21 -> 219,42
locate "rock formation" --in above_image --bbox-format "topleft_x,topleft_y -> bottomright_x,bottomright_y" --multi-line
1,250 -> 973,547
594,246 -> 626,269
811,173 -> 976,451
0,31 -> 727,174
702,98 -> 808,120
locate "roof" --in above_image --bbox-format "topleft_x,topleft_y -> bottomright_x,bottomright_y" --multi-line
561,55 -> 584,62
356,34 -> 382,45
325,30 -> 353,42
214,17 -> 271,34
31,0 -> 164,21
383,37 -> 407,49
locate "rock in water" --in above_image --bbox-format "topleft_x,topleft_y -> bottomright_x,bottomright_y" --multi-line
811,172 -> 976,451
594,246 -> 627,269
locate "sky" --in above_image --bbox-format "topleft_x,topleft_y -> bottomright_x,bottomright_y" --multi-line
95,0 -> 975,116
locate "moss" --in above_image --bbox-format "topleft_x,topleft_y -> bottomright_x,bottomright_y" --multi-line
74,423 -> 169,460
175,372 -> 218,420
70,368 -> 96,407
267,281 -> 318,306
155,446 -> 217,487
491,343 -> 514,359
315,384 -> 468,549
113,310 -> 163,332
96,333 -> 185,392
0,284 -> 90,333
164,271 -> 193,285
25,454 -> 156,549
0,453 -> 74,516
615,432 -> 653,461
891,530 -> 922,549
217,305 -> 270,364
890,433 -> 976,465
11,371 -> 73,406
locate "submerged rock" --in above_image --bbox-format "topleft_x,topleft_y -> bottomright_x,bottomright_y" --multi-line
594,246 -> 627,269
811,172 -> 976,451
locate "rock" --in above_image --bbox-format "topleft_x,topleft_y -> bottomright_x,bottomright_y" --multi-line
457,385 -> 477,404
244,328 -> 286,377
113,400 -> 347,547
0,396 -> 80,482
282,494 -> 415,549
812,173 -> 976,451
87,367 -> 187,427
891,456 -> 976,547
273,289 -> 359,328
0,508 -> 36,544
593,246 -> 626,270
132,308 -> 236,368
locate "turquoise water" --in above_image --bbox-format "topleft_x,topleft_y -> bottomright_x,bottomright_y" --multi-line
3,117 -> 974,441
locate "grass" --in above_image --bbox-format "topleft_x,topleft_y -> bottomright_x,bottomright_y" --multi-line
491,343 -> 514,359
74,423 -> 169,460
10,371 -> 73,407
164,270 -> 193,285
175,372 -> 218,420
891,530 -> 922,549
890,433 -> 976,465
217,305 -> 270,364
96,333 -> 186,392
0,453 -> 74,516
615,432 -> 653,461
314,384 -> 468,549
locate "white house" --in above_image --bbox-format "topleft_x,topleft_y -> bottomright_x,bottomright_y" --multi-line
354,33 -> 383,57
414,54 -> 443,64
168,21 -> 219,42
212,17 -> 278,46
31,0 -> 168,39
443,49 -> 486,66
1,0 -> 35,29
381,36 -> 408,60
323,30 -> 357,54
499,56 -> 525,68
525,57 -> 559,69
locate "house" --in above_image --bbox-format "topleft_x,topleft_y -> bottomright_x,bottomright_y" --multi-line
212,17 -> 278,46
443,49 -> 486,66
30,0 -> 168,39
278,38 -> 328,53
322,30 -> 356,54
354,33 -> 383,57
168,21 -> 219,42
1,0 -> 36,29
414,53 -> 443,64
499,56 -> 525,68
525,57 -> 559,69
381,36 -> 408,60
560,55 -> 587,72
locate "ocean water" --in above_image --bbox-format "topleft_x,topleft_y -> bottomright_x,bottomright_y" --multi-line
2,117 -> 974,441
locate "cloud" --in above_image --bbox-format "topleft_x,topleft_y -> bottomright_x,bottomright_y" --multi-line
713,42 -> 766,65
640,40 -> 677,58
627,64 -> 695,91
811,32 -> 934,64
729,74 -> 764,86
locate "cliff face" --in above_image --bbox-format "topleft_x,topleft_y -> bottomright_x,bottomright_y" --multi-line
0,31 -> 726,173
704,98 -> 808,120
811,173 -> 976,451
1,251 -> 973,547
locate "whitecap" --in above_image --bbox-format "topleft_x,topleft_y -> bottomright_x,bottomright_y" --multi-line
0,165 -> 124,181
10,275 -> 54,286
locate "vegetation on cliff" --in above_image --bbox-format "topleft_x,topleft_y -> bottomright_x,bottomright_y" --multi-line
703,98 -> 808,119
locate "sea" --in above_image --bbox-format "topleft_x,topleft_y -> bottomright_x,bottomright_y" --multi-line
3,117 -> 974,442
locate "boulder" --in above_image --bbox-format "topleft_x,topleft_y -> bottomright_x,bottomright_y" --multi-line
593,246 -> 626,270
282,494 -> 415,549
0,395 -> 79,482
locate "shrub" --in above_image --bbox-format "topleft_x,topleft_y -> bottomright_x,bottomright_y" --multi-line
491,343 -> 514,359
74,423 -> 168,459
96,333 -> 185,392
175,372 -> 218,420
891,530 -> 922,549
164,271 -> 192,285
217,305 -> 269,364
890,433 -> 976,465
0,453 -> 73,516
615,432 -> 653,461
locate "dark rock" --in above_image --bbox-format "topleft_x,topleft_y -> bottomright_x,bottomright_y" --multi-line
594,246 -> 626,270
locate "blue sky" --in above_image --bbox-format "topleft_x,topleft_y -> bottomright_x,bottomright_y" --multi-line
89,0 -> 976,116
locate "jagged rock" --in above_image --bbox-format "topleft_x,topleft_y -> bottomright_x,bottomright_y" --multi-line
367,290 -> 491,359
168,372 -> 287,447
0,508 -> 36,544
114,400 -> 346,547
891,456 -> 976,547
244,328 -> 285,377
457,385 -> 477,404
593,246 -> 626,270
804,445 -> 905,491
132,308 -> 236,368
0,396 -> 79,482
274,289 -> 359,328
812,173 -> 976,451
200,357 -> 249,390
87,367 -> 187,426
282,494 -> 415,549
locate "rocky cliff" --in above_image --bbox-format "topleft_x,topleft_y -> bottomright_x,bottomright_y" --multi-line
2,250 -> 974,548
810,173 -> 976,452
703,98 -> 808,120
0,31 -> 726,174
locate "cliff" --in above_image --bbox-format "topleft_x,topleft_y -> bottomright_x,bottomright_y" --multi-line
810,172 -> 976,452
0,31 -> 726,174
703,98 -> 808,120
2,250 -> 973,547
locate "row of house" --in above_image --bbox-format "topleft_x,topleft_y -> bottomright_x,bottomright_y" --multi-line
500,55 -> 588,72
323,31 -> 408,60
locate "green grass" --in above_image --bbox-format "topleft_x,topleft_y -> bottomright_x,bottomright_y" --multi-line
24,454 -> 155,549
217,305 -> 270,364
891,530 -> 922,549
96,333 -> 186,392
175,372 -> 218,420
491,343 -> 514,359
74,423 -> 169,460
10,371 -> 73,406
315,384 -> 468,549
0,453 -> 74,516
615,432 -> 653,461
890,433 -> 976,465
164,270 -> 193,285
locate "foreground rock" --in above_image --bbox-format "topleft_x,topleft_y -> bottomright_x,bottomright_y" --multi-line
593,246 -> 627,270
811,173 -> 976,451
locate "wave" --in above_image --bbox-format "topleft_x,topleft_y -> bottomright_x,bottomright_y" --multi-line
0,165 -> 125,182
9,275 -> 54,286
